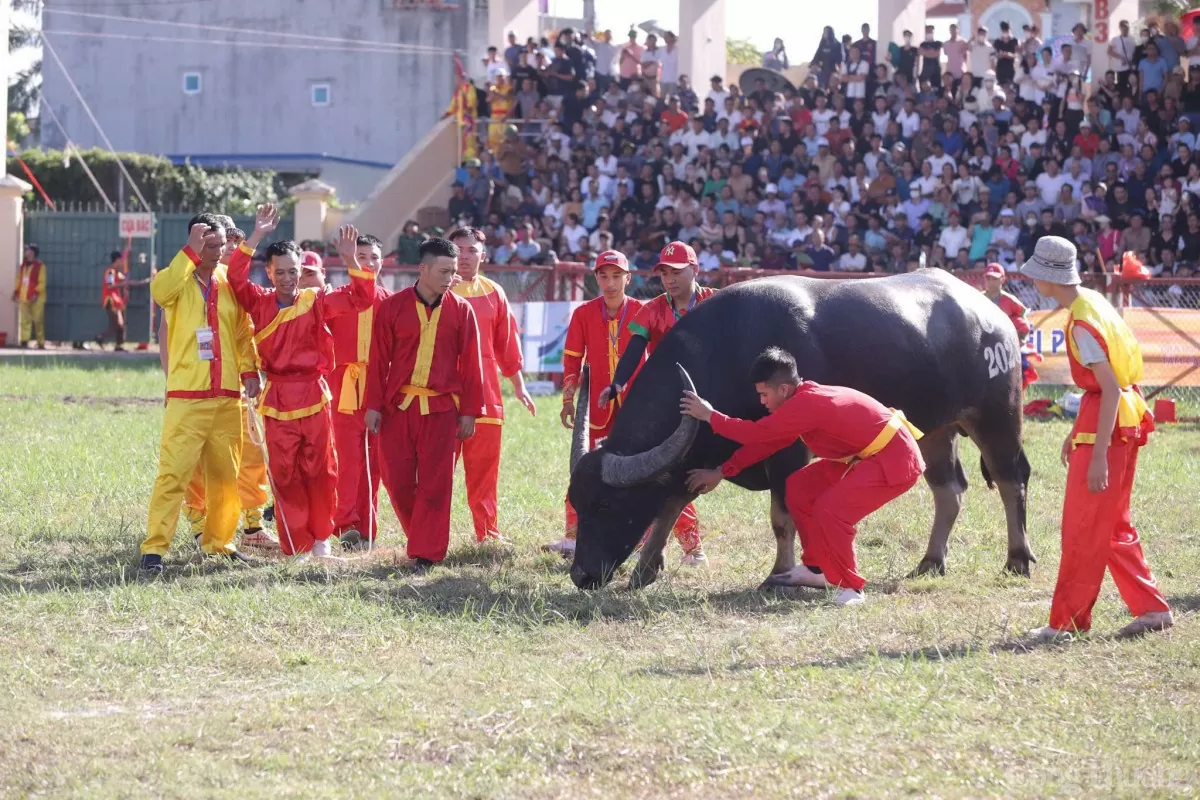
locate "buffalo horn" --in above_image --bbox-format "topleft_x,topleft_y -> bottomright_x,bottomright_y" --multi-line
569,365 -> 591,474
600,363 -> 698,487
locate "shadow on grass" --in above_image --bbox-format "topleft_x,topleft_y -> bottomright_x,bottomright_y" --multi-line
0,543 -> 808,626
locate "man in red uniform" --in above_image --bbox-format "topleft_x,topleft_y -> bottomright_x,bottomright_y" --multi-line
324,233 -> 392,550
599,241 -> 713,564
681,347 -> 926,606
545,249 -> 645,555
227,207 -> 374,557
982,262 -> 1039,390
366,238 -> 485,569
448,226 -> 535,543
1019,236 -> 1173,641
97,249 -> 147,349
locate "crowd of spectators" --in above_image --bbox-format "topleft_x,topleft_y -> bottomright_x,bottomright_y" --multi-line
443,17 -> 1200,305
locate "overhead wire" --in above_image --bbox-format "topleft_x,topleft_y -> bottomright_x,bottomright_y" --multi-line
41,35 -> 152,211
39,101 -> 116,210
43,7 -> 458,56
45,29 -> 439,56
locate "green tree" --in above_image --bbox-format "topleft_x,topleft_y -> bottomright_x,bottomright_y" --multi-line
8,0 -> 42,119
726,37 -> 761,67
8,111 -> 30,144
1145,0 -> 1200,16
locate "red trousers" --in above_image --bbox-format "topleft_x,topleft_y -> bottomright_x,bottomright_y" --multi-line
331,401 -> 382,542
563,428 -> 703,553
1049,442 -> 1170,632
456,422 -> 503,541
785,438 -> 923,591
265,407 -> 338,556
380,407 -> 457,562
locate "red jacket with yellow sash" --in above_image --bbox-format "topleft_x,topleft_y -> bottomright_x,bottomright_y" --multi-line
715,382 -> 925,484
327,281 -> 392,414
102,265 -> 128,310
561,295 -> 645,432
451,274 -> 523,424
226,243 -> 373,420
628,286 -> 717,351
365,287 -> 485,418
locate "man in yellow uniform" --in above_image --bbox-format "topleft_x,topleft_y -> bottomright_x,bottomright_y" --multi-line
12,244 -> 46,348
141,214 -> 261,572
172,224 -> 278,550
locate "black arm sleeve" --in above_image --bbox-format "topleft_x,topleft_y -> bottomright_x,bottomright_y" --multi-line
610,335 -> 648,389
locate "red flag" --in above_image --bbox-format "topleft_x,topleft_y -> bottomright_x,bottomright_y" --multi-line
1120,251 -> 1151,280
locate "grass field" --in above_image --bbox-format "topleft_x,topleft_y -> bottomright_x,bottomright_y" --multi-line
1,356 -> 1199,798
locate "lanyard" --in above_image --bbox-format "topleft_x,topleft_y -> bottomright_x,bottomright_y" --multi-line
669,290 -> 697,321
602,298 -> 630,350
194,273 -> 212,303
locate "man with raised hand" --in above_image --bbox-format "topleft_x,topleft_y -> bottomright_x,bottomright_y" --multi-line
141,215 -> 259,572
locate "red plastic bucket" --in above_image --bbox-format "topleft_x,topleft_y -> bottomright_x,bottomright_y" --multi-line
1154,398 -> 1177,424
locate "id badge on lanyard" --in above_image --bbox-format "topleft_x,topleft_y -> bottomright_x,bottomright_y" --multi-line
196,327 -> 215,361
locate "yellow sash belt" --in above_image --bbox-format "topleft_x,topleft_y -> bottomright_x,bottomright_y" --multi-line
398,384 -> 461,415
338,362 -> 368,413
834,409 -> 924,464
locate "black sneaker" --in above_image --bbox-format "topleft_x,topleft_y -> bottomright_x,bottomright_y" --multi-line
140,554 -> 164,573
339,529 -> 363,551
411,557 -> 436,574
263,505 -> 275,523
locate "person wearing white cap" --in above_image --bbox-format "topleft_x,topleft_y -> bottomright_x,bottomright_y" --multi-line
1019,236 -> 1173,642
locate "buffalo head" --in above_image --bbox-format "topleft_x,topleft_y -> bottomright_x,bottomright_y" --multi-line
567,363 -> 699,590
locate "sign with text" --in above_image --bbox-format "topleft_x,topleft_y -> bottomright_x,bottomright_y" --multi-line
515,301 -> 584,373
1028,307 -> 1200,386
118,212 -> 154,239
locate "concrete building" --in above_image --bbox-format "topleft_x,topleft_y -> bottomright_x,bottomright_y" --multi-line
40,0 -> 724,205
40,0 -> 525,202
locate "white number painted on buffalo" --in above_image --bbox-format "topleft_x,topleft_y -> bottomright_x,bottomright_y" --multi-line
984,339 -> 1020,379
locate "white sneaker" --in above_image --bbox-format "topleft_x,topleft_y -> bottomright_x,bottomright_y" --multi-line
240,528 -> 279,549
833,588 -> 865,606
679,551 -> 708,567
541,537 -> 576,555
1117,610 -> 1174,638
311,538 -> 332,558
1027,625 -> 1074,644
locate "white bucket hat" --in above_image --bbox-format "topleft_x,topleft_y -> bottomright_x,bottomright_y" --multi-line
1019,236 -> 1080,285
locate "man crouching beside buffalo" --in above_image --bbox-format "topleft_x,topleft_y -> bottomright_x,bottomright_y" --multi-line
680,347 -> 926,606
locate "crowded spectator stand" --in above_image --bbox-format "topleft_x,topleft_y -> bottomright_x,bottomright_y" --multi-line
434,19 -> 1200,296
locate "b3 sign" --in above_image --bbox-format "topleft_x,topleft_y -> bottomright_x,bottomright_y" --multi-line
118,212 -> 154,239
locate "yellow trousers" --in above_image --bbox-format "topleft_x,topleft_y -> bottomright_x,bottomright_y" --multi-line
183,404 -> 268,514
144,397 -> 243,556
19,298 -> 45,346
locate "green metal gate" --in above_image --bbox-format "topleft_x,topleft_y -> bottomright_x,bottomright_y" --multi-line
24,211 -> 295,344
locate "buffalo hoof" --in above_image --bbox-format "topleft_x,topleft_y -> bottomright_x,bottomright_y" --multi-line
907,557 -> 947,579
628,553 -> 663,590
1004,554 -> 1035,578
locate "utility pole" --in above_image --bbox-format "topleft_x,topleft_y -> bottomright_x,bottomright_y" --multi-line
0,2 -> 35,345
583,0 -> 595,34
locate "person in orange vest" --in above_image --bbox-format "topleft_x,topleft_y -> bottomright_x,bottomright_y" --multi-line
365,238 -> 486,569
448,226 -> 535,544
598,241 -> 713,565
173,224 -> 278,551
226,207 -> 374,557
982,262 -> 1039,390
1019,236 -> 1173,641
323,234 -> 393,550
96,250 -> 148,350
12,244 -> 46,348
545,249 -> 646,555
141,216 -> 260,572
681,347 -> 926,606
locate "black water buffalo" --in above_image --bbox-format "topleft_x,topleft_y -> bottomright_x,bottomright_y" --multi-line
567,270 -> 1035,590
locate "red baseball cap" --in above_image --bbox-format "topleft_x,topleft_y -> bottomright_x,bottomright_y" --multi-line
594,249 -> 630,272
984,262 -> 1005,279
301,251 -> 323,272
656,241 -> 698,270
